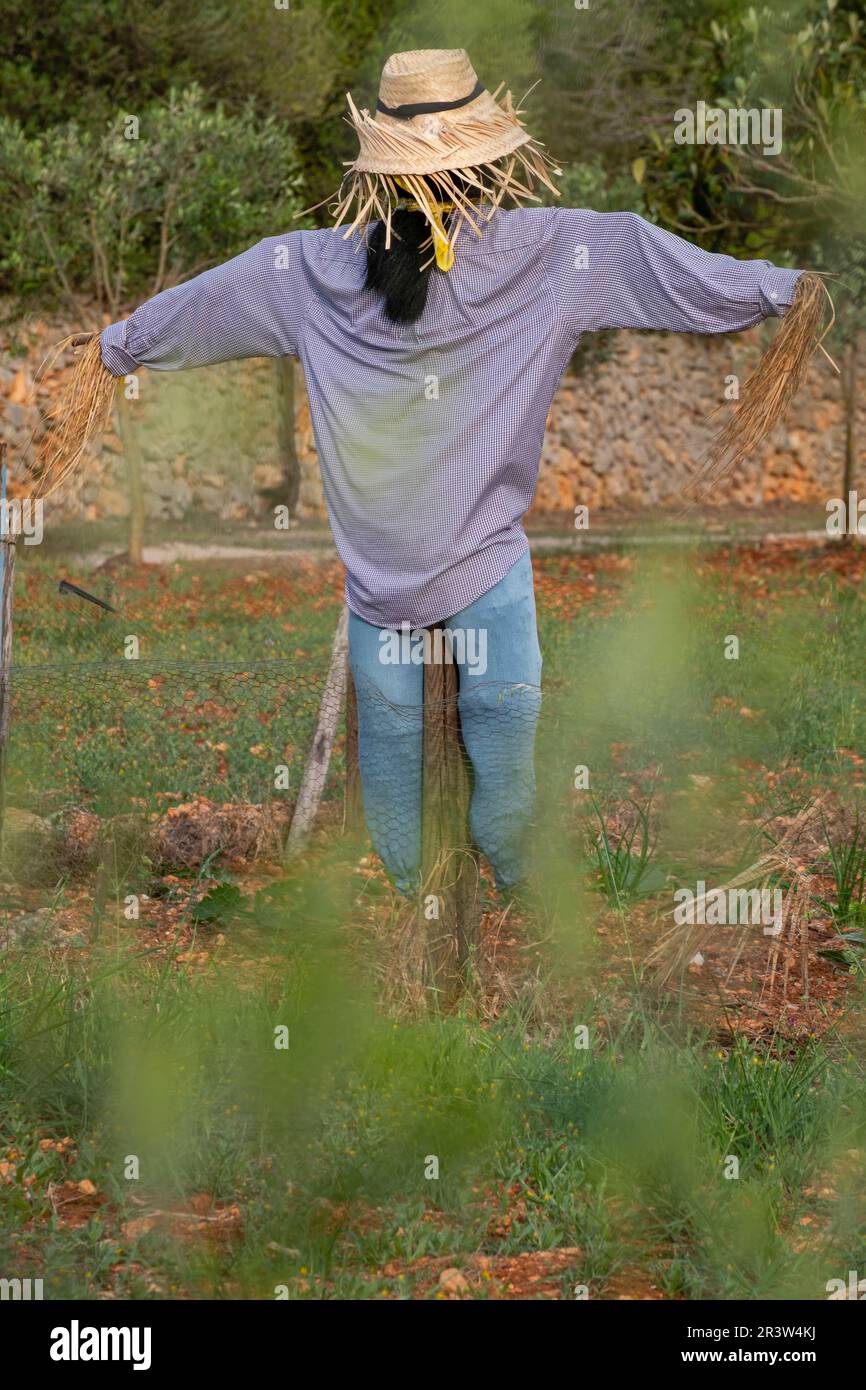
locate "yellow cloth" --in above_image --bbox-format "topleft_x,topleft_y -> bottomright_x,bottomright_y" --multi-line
395,178 -> 455,272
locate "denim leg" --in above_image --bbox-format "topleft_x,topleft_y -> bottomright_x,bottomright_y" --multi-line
448,551 -> 543,888
348,609 -> 424,894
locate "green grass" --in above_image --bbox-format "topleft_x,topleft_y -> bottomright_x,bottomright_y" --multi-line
2,542 -> 866,1298
10,542 -> 866,821
8,553 -> 343,815
1,907 -> 863,1299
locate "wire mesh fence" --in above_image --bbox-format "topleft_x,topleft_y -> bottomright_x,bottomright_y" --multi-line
3,620 -> 565,997
9,657 -> 338,821
1,515 -> 596,1000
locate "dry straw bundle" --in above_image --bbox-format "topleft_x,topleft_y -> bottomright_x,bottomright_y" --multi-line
685,271 -> 837,504
645,798 -> 822,1002
32,332 -> 116,500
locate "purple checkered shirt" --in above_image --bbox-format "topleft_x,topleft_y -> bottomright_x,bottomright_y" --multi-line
101,208 -> 801,628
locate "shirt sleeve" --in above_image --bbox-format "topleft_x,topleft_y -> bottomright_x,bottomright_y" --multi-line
547,208 -> 802,340
99,232 -> 308,375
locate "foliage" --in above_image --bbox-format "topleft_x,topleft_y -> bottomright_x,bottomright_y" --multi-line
821,810 -> 866,927
0,0 -> 340,133
589,790 -> 667,907
0,0 -> 403,230
818,810 -> 866,969
1,933 -> 863,1298
4,0 -> 863,312
641,2 -> 866,283
0,87 -> 307,317
555,159 -> 645,218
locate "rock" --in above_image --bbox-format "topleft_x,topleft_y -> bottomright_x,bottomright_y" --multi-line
1,427 -> 32,454
1,808 -> 53,879
1,908 -> 54,948
7,370 -> 31,404
96,485 -> 128,518
1,402 -> 29,430
438,1268 -> 470,1295
3,807 -> 50,842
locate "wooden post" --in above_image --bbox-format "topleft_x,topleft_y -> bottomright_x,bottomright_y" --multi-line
343,667 -> 364,834
275,358 -> 300,517
0,443 -> 16,849
286,604 -> 349,856
841,335 -> 859,549
116,388 -> 145,566
419,627 -> 481,1006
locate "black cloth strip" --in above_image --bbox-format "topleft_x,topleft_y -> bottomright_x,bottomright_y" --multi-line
376,81 -> 485,121
58,578 -> 117,613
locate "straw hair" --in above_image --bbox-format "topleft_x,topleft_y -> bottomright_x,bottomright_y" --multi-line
318,48 -> 562,261
685,272 -> 836,504
33,334 -> 116,499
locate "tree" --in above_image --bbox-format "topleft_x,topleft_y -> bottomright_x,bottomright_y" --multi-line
0,88 -> 310,560
642,1 -> 865,523
0,85 -> 308,317
0,0 -> 402,225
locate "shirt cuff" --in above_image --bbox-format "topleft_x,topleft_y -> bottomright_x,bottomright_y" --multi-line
100,320 -> 139,376
759,267 -> 803,317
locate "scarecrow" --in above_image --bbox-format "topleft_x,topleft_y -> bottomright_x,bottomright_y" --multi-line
46,48 -> 832,897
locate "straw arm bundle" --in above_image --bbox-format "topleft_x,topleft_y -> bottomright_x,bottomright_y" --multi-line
32,332 -> 117,501
686,271 -> 836,503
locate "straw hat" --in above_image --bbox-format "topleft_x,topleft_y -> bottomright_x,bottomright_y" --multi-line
328,49 -> 562,268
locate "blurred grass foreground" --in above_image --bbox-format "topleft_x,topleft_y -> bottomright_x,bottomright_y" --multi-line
1,540 -> 865,1300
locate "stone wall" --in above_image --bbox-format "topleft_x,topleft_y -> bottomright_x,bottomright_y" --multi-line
1,315 -> 860,523
534,330 -> 853,514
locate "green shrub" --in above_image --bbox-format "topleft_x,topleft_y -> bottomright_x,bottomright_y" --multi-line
0,85 -> 308,316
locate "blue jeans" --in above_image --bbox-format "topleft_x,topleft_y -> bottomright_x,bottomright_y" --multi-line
348,550 -> 542,894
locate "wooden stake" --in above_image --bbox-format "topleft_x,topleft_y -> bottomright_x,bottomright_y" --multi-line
116,388 -> 145,566
286,604 -> 349,857
0,443 -> 16,848
419,627 -> 481,1005
275,358 -> 300,517
343,666 -> 364,834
